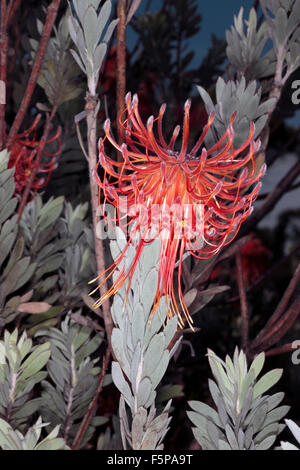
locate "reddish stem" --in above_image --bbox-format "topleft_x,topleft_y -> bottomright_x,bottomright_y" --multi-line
85,94 -> 114,349
7,0 -> 22,26
264,262 -> 300,329
251,294 -> 300,353
241,159 -> 300,235
264,343 -> 297,358
116,0 -> 126,155
236,251 -> 249,353
6,0 -> 61,150
0,0 -> 8,149
251,262 -> 300,349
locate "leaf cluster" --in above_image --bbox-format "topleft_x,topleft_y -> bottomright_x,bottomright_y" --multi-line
226,7 -> 276,80
0,329 -> 50,429
68,0 -> 119,94
36,318 -> 105,447
29,14 -> 83,108
188,348 -> 289,450
109,228 -> 181,449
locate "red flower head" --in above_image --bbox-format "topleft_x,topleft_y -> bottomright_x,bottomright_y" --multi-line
241,235 -> 270,287
8,115 -> 61,201
94,93 -> 266,327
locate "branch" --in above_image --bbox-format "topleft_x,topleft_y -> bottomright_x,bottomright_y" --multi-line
0,0 -> 8,148
264,343 -> 297,357
85,94 -> 113,348
236,251 -> 249,353
116,0 -> 126,154
7,0 -> 22,26
229,243 -> 300,302
241,158 -> 300,234
251,293 -> 300,353
6,0 -> 61,149
265,262 -> 300,329
250,262 -> 300,350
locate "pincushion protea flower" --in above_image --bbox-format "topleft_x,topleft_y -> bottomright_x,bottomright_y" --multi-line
93,93 -> 266,327
8,115 -> 61,200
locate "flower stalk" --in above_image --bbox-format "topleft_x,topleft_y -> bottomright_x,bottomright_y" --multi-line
6,0 -> 61,151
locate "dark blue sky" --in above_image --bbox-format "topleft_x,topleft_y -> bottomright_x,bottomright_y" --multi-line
127,0 -> 300,127
127,0 -> 254,67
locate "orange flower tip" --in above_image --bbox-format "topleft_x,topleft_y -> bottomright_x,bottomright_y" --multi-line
147,115 -> 154,129
92,301 -> 101,309
125,91 -> 132,104
261,163 -> 267,176
256,182 -> 262,192
89,287 -> 99,296
174,125 -> 180,136
98,152 -> 105,166
200,147 -> 207,158
241,167 -> 249,180
132,93 -> 138,106
160,103 -> 167,114
184,98 -> 192,110
255,140 -> 262,152
104,119 -> 110,132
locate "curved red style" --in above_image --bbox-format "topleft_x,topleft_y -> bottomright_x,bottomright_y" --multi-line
93,93 -> 266,327
8,115 -> 61,201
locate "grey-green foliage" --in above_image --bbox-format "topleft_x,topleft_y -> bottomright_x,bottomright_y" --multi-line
68,0 -> 119,94
187,348 -> 289,450
0,150 -> 36,326
109,228 -> 181,450
30,14 -> 83,108
0,329 -> 50,429
20,195 -> 94,311
260,0 -> 300,81
197,77 -> 275,148
0,147 -> 95,331
281,419 -> 300,450
0,416 -> 68,450
36,318 -> 105,447
226,7 -> 276,80
57,201 -> 95,307
19,195 -> 65,304
97,414 -> 123,450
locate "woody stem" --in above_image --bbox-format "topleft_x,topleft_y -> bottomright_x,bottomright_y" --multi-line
6,0 -> 60,150
0,0 -> 8,149
85,93 -> 113,350
236,250 -> 249,353
116,0 -> 126,154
